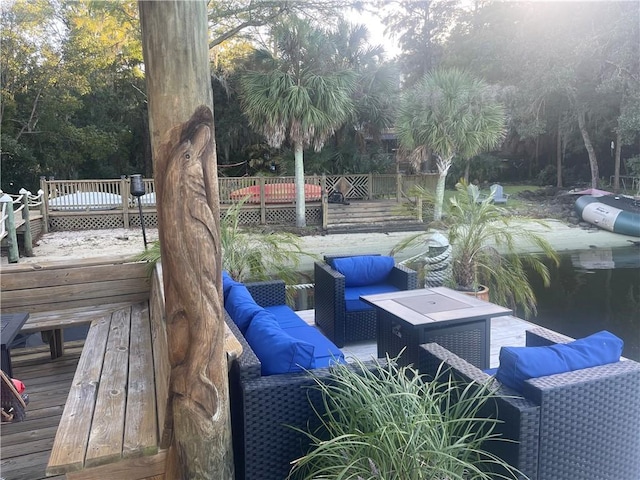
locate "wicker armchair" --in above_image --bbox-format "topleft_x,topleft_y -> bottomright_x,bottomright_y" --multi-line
418,327 -> 640,480
314,255 -> 418,348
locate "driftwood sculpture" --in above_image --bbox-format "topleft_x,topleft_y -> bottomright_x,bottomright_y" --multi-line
155,106 -> 233,478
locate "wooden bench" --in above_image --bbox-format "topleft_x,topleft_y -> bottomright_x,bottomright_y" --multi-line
46,263 -> 171,478
1,255 -> 150,358
1,255 -> 242,478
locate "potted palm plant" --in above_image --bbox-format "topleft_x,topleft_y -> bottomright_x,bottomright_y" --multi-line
394,180 -> 559,318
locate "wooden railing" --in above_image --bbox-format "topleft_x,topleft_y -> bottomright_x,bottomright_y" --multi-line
39,174 -> 437,207
25,174 -> 439,232
0,189 -> 44,262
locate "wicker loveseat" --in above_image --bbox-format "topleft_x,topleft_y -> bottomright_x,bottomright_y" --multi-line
224,279 -> 345,480
418,327 -> 640,480
314,254 -> 418,347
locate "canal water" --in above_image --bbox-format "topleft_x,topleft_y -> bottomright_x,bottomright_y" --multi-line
528,245 -> 640,362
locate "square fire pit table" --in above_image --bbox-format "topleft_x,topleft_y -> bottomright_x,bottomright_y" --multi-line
361,287 -> 511,369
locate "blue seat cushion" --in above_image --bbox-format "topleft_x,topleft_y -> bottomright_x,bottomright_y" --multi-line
283,325 -> 345,369
332,255 -> 395,287
245,310 -> 315,376
264,305 -> 308,329
224,284 -> 263,334
344,283 -> 401,312
496,330 -> 623,394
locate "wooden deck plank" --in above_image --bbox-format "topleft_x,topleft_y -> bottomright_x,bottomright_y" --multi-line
2,450 -> 59,480
0,347 -> 80,480
149,270 -> 171,450
2,263 -> 148,291
46,314 -> 112,476
65,450 -> 167,480
84,307 -> 131,468
1,279 -> 148,312
20,302 -> 134,333
124,301 -> 159,458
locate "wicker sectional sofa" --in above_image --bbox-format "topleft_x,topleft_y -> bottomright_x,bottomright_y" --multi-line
418,327 -> 640,480
224,278 -> 345,480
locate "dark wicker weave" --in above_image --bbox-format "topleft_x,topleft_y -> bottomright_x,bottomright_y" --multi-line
314,255 -> 418,347
418,327 -> 640,480
227,280 -> 352,480
377,308 -> 490,369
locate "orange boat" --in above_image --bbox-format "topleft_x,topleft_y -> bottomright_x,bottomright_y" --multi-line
229,183 -> 322,203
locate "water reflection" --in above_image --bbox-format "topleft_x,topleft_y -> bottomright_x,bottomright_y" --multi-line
529,246 -> 640,361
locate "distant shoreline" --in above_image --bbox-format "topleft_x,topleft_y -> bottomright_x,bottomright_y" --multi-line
8,218 -> 637,269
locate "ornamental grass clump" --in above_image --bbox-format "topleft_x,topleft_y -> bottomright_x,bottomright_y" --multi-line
289,356 -> 520,480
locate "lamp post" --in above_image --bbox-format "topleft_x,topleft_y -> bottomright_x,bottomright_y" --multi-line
130,174 -> 148,249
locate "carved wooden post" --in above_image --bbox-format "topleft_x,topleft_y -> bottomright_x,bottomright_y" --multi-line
139,1 -> 233,478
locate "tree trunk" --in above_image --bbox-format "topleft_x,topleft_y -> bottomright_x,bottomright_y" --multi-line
613,131 -> 622,193
294,141 -> 306,228
577,109 -> 599,189
139,2 -> 233,479
556,120 -> 563,188
433,156 -> 452,221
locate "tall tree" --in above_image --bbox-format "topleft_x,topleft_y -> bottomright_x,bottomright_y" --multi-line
396,68 -> 505,221
239,17 -> 356,227
139,1 -> 232,478
379,0 -> 460,87
207,0 -> 361,48
305,20 -> 399,175
0,0 -> 147,190
444,1 -> 639,188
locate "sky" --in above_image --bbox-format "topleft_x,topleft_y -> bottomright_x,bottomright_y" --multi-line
347,6 -> 402,58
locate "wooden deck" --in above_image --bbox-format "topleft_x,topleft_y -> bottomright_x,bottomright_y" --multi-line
0,311 -> 533,479
1,341 -> 83,480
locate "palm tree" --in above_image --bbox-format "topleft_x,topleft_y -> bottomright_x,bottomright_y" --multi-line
239,17 -> 356,227
396,68 -> 506,221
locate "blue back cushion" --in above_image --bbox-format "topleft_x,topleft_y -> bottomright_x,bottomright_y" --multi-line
225,284 -> 263,334
331,255 -> 395,287
245,310 -> 315,375
222,271 -> 243,300
496,330 -> 623,393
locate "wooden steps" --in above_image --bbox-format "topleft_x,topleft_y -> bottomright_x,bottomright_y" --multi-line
326,200 -> 424,234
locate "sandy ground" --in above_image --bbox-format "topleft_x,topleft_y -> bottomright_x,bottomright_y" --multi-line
7,219 -> 638,272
